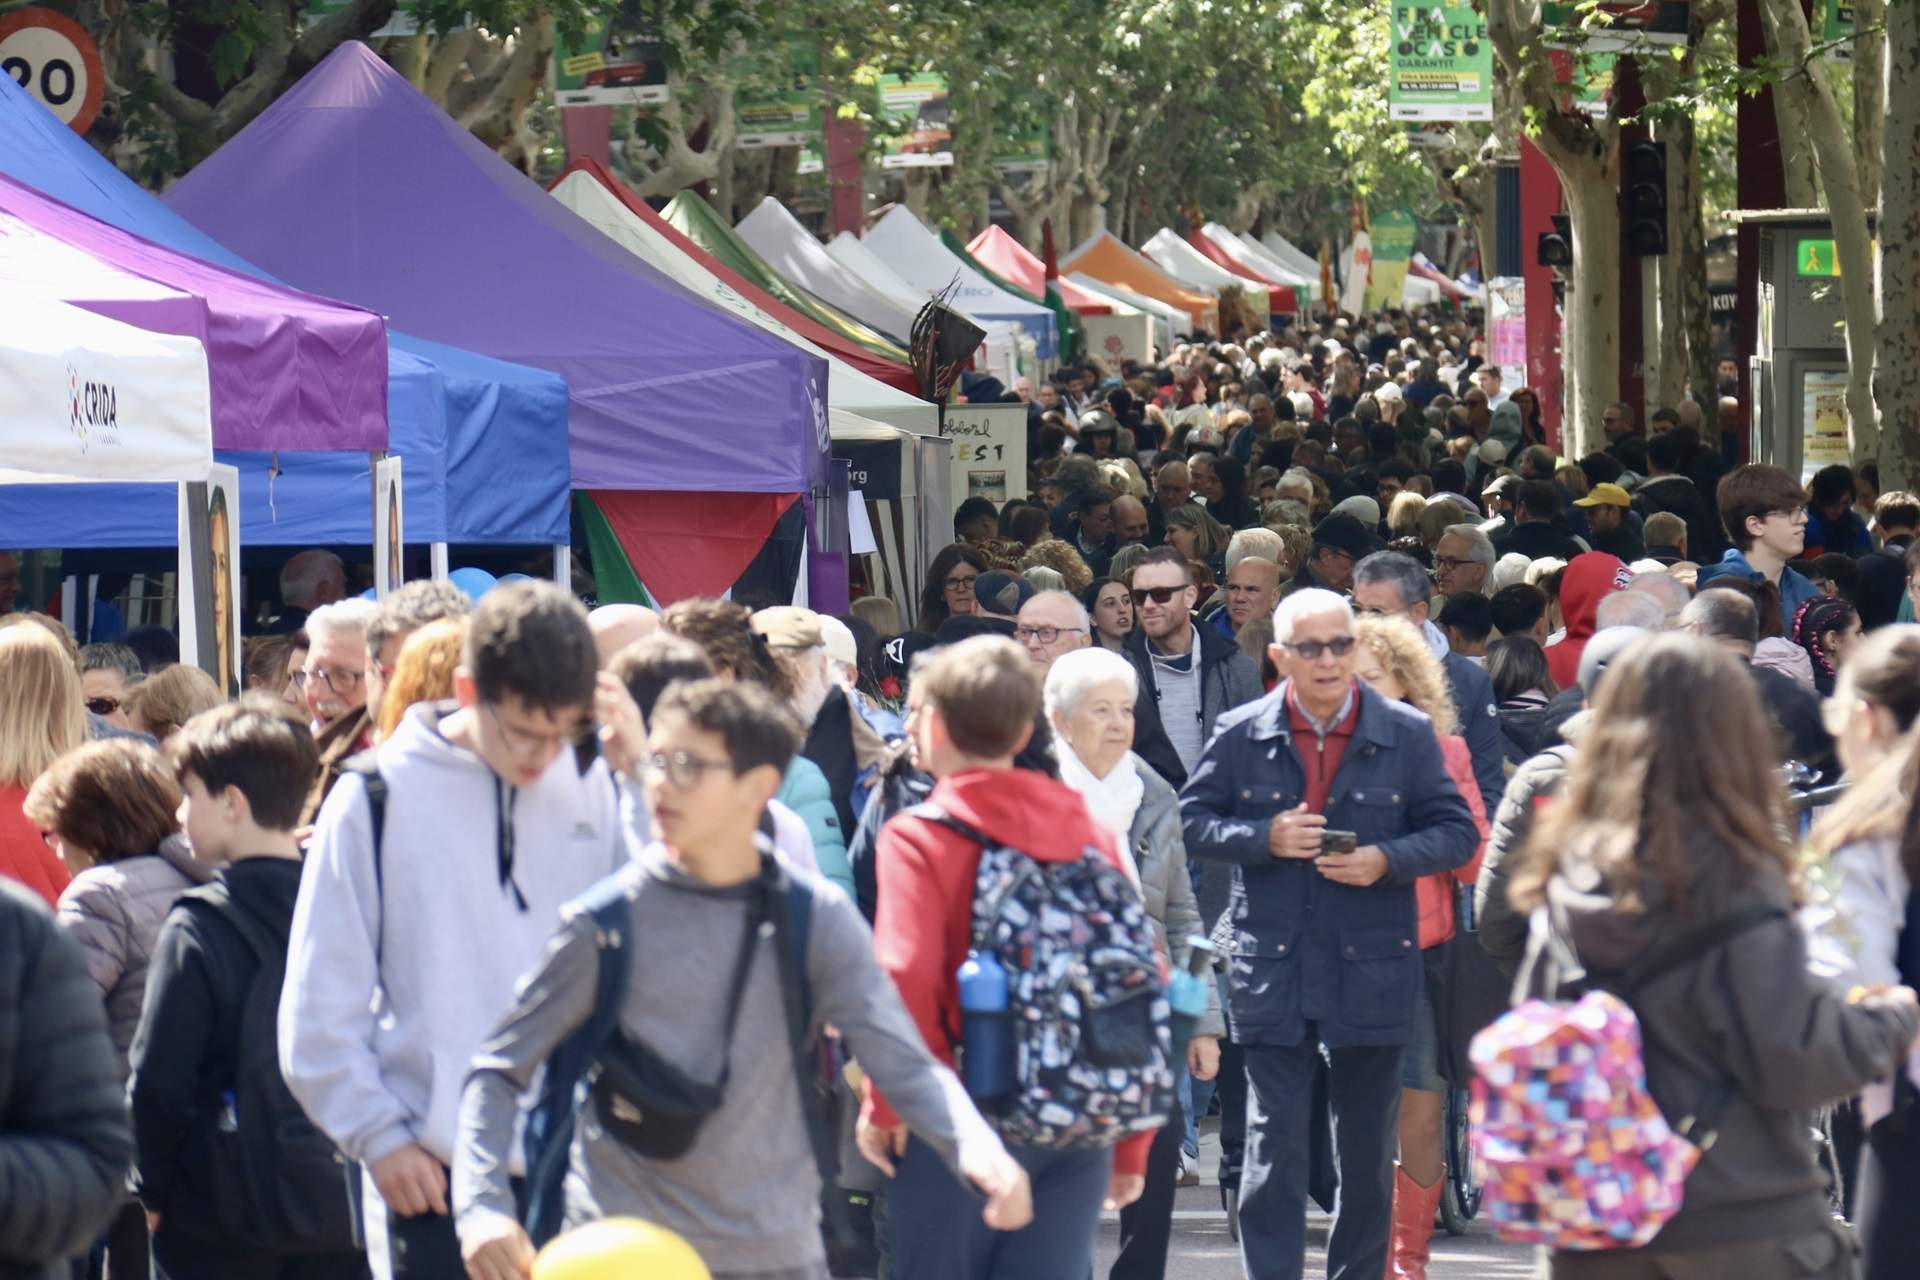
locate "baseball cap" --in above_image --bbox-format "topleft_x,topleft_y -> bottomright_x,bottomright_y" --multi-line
974,572 -> 1035,618
1574,482 -> 1632,509
1483,474 -> 1520,499
1310,513 -> 1384,559
749,606 -> 823,650
817,615 -> 858,670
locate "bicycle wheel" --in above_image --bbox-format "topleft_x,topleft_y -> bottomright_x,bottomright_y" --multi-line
1440,1086 -> 1481,1235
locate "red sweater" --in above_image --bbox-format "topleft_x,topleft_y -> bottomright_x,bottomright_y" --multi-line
868,768 -> 1157,1176
0,784 -> 70,907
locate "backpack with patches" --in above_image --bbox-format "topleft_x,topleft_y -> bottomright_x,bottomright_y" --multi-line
918,805 -> 1174,1149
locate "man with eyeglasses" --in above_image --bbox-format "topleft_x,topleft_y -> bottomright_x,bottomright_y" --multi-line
1181,589 -> 1477,1280
1697,463 -> 1819,634
1014,591 -> 1093,670
284,583 -> 626,1280
1121,548 -> 1262,789
298,598 -> 379,735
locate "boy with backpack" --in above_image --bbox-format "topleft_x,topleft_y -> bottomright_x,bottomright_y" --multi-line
863,635 -> 1169,1279
280,582 -> 628,1280
128,698 -> 366,1279
452,678 -> 1029,1280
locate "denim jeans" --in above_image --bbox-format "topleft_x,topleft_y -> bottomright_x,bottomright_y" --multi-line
888,1138 -> 1112,1280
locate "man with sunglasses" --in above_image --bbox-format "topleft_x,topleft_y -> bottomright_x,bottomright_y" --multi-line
1181,589 -> 1477,1280
284,583 -> 628,1280
1121,548 -> 1263,791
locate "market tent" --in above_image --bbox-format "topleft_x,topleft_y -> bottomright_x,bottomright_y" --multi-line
829,409 -> 950,624
0,172 -> 387,454
966,226 -> 1109,312
0,67 -> 570,547
1260,231 -> 1325,283
163,41 -> 831,602
736,197 -> 922,343
1183,229 -> 1301,314
0,294 -> 212,484
657,189 -> 913,371
1060,232 -> 1220,333
163,42 -> 826,498
861,206 -> 1057,358
826,230 -> 1029,378
1209,226 -> 1321,301
1065,273 -> 1183,352
1141,229 -> 1270,317
942,228 -> 1078,362
550,163 -> 937,436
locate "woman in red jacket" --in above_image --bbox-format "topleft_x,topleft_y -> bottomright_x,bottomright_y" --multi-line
0,619 -> 88,906
1352,615 -> 1489,1280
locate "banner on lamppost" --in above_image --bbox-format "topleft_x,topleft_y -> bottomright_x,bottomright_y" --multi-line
554,1 -> 669,108
875,73 -> 952,168
736,39 -> 822,149
1389,3 -> 1494,122
1823,0 -> 1854,59
1365,207 -> 1420,310
1550,48 -> 1617,116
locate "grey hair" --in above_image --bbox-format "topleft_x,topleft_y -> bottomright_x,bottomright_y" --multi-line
1352,551 -> 1431,608
304,598 -> 380,647
279,549 -> 346,609
1023,566 -> 1068,593
1626,571 -> 1691,627
1442,524 -> 1497,587
1681,587 -> 1758,644
1272,588 -> 1353,644
1595,589 -> 1667,633
1042,645 -> 1139,721
1023,589 -> 1091,633
1225,528 -> 1285,572
1275,470 -> 1315,503
78,642 -> 142,679
366,579 -> 470,657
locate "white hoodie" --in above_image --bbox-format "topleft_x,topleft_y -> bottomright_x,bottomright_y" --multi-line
280,701 -> 626,1168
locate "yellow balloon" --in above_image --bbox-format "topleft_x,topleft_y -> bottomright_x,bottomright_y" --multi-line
532,1218 -> 712,1280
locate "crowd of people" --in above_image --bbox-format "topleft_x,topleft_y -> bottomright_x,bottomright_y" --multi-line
2,307 -> 1920,1280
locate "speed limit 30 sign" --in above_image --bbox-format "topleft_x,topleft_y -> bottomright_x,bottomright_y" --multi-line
0,8 -> 105,135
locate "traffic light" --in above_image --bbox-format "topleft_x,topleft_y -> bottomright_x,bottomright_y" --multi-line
1623,140 -> 1668,256
1537,215 -> 1572,269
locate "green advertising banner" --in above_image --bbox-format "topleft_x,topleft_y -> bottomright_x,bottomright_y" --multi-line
736,39 -> 821,149
875,73 -> 952,168
1365,207 -> 1419,310
554,1 -> 668,108
1389,3 -> 1493,122
1823,0 -> 1853,58
1549,48 -> 1616,117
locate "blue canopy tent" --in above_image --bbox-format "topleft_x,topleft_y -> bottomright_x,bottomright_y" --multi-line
0,72 -> 571,551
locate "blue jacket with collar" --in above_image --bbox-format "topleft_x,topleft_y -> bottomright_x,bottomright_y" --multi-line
1696,548 -> 1820,635
1178,680 -> 1478,1048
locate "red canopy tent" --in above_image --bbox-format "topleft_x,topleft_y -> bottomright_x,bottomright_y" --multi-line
1184,230 -> 1303,314
550,158 -> 922,397
966,225 -> 1113,314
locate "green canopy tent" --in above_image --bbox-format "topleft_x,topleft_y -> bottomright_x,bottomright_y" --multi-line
940,228 -> 1081,365
663,193 -> 911,365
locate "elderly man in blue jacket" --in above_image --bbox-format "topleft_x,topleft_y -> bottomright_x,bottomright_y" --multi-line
1181,587 -> 1477,1280
1349,550 -> 1506,816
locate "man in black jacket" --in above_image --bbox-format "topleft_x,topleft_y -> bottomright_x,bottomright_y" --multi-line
1493,481 -> 1588,561
0,880 -> 132,1280
1634,431 -> 1728,565
1857,491 -> 1919,629
1681,587 -> 1838,779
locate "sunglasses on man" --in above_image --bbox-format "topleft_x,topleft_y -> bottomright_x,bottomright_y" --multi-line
1130,585 -> 1189,606
1280,636 -> 1357,660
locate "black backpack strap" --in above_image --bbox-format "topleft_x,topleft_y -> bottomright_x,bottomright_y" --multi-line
766,858 -> 857,1251
186,879 -> 276,964
341,756 -> 389,967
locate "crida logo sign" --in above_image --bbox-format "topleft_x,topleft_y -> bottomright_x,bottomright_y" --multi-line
66,364 -> 118,453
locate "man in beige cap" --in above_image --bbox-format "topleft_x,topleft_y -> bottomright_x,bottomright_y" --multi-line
1574,482 -> 1644,563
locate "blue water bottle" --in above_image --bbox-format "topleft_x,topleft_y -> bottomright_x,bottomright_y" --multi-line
1168,936 -> 1215,1057
957,949 -> 1012,1101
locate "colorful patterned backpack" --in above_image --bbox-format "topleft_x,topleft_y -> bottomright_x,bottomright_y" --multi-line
1469,903 -> 1784,1250
917,806 -> 1174,1149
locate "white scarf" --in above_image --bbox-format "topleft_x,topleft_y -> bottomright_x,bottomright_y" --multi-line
1055,740 -> 1145,887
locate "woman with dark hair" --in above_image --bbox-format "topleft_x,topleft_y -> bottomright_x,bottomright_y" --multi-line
1803,626 -> 1920,1280
1007,503 -> 1053,548
1163,503 -> 1229,583
1082,578 -> 1134,651
1502,633 -> 1918,1280
1207,456 -> 1261,530
915,543 -> 989,635
1510,386 -> 1546,447
1804,463 -> 1873,558
1487,635 -> 1557,765
1791,595 -> 1862,696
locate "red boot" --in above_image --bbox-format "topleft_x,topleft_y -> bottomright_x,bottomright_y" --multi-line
1388,1164 -> 1443,1280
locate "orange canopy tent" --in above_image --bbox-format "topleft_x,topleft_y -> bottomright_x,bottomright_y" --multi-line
1060,231 -> 1218,333
967,225 -> 1112,314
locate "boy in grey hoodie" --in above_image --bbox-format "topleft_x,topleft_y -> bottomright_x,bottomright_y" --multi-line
453,679 -> 1031,1280
280,583 -> 629,1280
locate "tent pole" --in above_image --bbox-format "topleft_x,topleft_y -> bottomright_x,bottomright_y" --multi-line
552,543 -> 571,593
431,542 -> 449,581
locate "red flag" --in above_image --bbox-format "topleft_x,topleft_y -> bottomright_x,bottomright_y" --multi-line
1041,217 -> 1059,282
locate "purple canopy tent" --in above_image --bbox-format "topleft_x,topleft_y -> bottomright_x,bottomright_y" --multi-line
0,171 -> 387,454
164,43 -> 832,602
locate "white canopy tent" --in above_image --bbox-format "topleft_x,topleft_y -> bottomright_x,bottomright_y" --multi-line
860,207 -> 1058,359
1260,231 -> 1325,284
1199,224 -> 1319,301
0,292 -> 212,484
827,230 -> 1029,380
551,172 -> 939,438
735,198 -> 922,344
1141,229 -> 1270,315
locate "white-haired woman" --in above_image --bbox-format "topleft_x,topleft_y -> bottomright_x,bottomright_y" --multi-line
1043,647 -> 1222,1280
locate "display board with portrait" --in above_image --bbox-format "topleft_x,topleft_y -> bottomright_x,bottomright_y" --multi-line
376,455 -> 405,598
177,463 -> 241,697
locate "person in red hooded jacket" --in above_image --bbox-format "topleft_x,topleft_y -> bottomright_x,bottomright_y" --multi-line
1544,552 -> 1635,692
863,635 -> 1159,1280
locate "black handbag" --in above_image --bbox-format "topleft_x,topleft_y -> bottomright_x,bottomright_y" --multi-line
588,886 -> 766,1160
